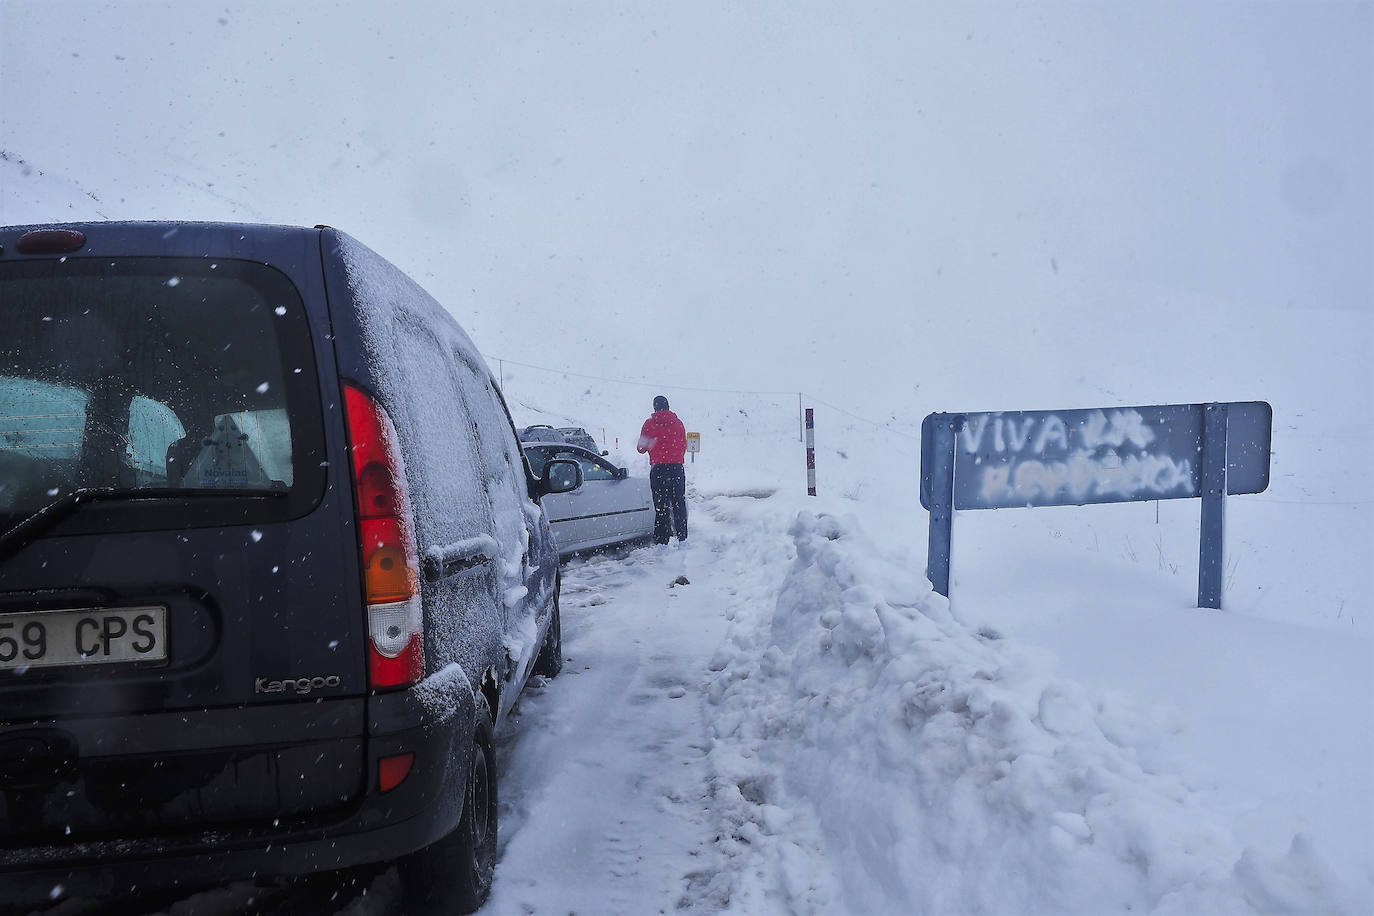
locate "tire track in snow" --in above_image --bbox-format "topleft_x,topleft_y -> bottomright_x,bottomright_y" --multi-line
486,540 -> 733,915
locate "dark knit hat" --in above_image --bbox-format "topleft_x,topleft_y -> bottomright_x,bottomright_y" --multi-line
653,395 -> 669,411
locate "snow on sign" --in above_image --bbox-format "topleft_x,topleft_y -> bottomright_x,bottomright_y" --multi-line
920,401 -> 1272,608
922,402 -> 1272,510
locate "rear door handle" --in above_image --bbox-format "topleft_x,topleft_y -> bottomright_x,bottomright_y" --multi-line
422,537 -> 498,582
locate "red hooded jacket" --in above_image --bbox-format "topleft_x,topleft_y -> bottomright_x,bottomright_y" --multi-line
637,409 -> 687,465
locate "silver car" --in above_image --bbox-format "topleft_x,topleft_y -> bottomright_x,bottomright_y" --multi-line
522,443 -> 653,557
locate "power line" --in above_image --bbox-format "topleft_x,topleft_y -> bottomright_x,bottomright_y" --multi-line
485,353 -> 922,442
485,354 -> 798,397
805,395 -> 921,441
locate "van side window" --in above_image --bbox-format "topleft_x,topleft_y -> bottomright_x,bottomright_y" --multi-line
453,359 -> 530,584
390,325 -> 491,549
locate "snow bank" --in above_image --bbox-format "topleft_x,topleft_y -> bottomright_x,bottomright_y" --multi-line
708,509 -> 1358,914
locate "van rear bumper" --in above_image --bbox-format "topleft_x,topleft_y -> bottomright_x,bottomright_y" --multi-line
0,686 -> 477,907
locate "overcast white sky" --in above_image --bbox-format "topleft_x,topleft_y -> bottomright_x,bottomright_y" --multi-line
1,1 -> 1369,420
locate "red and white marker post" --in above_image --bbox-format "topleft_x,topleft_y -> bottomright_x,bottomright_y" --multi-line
805,408 -> 816,496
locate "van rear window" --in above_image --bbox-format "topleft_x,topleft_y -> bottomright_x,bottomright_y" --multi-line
0,257 -> 324,525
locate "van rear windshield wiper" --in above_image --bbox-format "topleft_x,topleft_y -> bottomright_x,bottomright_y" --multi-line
0,486 -> 287,564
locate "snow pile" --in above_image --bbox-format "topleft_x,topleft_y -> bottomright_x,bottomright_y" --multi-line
708,508 -> 1355,914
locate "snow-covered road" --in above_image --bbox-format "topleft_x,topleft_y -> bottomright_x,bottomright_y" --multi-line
488,539 -> 734,914
29,494 -> 766,916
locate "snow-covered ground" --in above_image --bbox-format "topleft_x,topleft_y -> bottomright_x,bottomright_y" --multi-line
490,383 -> 1373,915
2,1 -> 1370,914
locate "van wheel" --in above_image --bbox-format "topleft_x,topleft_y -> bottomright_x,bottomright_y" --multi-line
398,697 -> 497,915
532,576 -> 563,677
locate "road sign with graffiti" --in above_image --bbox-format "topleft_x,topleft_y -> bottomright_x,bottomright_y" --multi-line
920,401 -> 1272,608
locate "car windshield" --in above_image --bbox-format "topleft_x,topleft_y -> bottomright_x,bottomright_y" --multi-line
524,446 -> 614,483
0,257 -> 321,521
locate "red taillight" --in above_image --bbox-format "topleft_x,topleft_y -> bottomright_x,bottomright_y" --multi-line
378,752 -> 415,793
16,229 -> 86,254
357,463 -> 400,518
343,383 -> 424,691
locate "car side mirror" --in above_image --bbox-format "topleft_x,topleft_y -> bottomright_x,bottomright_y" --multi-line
615,467 -> 629,480
538,458 -> 582,498
601,449 -> 609,456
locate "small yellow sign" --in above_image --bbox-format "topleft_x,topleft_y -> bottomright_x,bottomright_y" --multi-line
685,432 -> 701,453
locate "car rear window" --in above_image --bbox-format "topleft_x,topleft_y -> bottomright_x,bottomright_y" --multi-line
0,256 -> 324,527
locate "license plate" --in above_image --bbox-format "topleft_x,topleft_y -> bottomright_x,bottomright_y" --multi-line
0,606 -> 168,671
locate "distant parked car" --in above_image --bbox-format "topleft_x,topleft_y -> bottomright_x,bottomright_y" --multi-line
556,427 -> 604,454
522,443 -> 653,557
518,424 -> 567,445
517,424 -> 606,455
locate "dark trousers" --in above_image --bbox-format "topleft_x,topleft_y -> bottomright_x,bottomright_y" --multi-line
649,463 -> 687,544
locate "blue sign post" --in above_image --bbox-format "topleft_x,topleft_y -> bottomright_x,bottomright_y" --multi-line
920,401 -> 1271,609
925,416 -> 957,598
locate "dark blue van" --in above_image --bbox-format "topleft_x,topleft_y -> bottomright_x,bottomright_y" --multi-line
0,223 -> 580,913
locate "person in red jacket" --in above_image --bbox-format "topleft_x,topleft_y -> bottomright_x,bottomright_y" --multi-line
637,395 -> 688,544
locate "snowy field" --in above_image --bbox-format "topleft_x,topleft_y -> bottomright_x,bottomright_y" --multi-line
493,374 -> 1374,915
2,1 -> 1370,914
